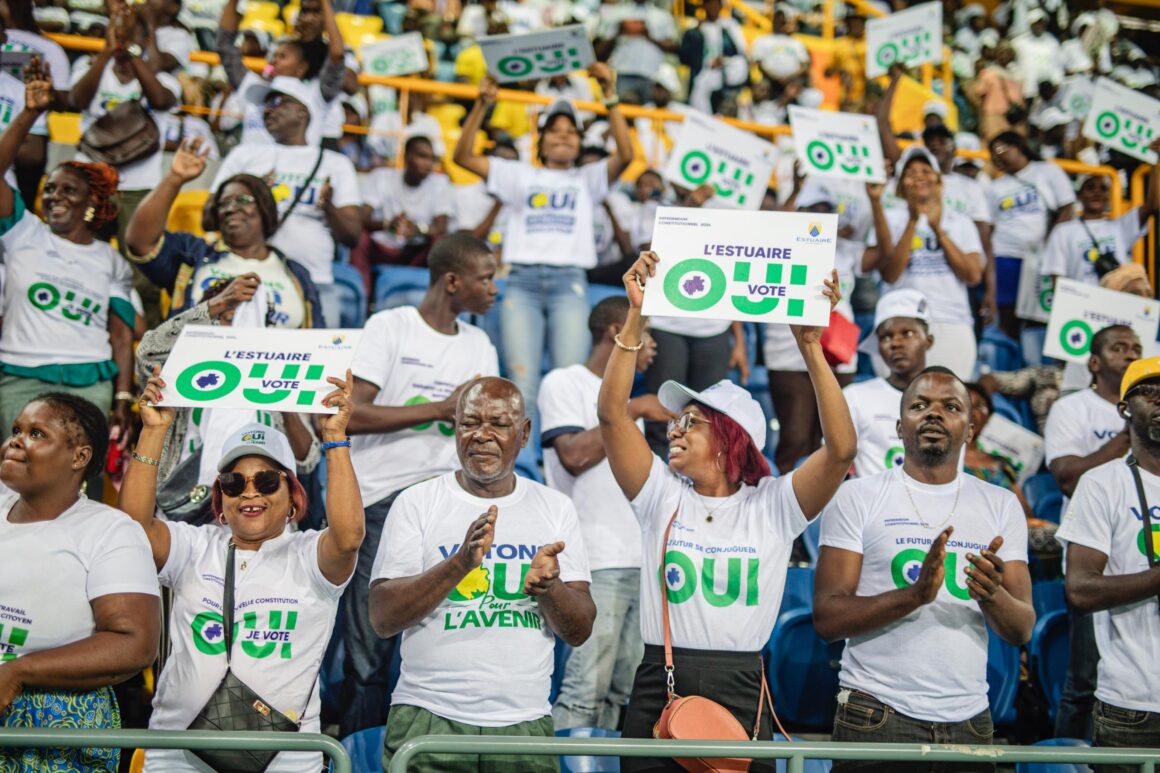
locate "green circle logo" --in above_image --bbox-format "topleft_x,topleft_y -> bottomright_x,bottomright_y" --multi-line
1095,111 -> 1120,139
1039,277 -> 1054,313
806,140 -> 835,171
679,150 -> 712,186
875,42 -> 899,69
497,55 -> 533,78
884,446 -> 905,469
175,360 -> 242,402
1059,320 -> 1094,357
663,258 -> 726,312
27,281 -> 59,311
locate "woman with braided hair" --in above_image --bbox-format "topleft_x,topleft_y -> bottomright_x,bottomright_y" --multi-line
0,57 -> 137,494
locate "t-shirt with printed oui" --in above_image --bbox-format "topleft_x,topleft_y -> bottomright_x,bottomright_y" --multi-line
349,307 -> 499,506
821,467 -> 1028,722
0,198 -> 135,370
1056,459 -> 1160,713
0,494 -> 159,664
1039,210 -> 1148,286
1044,388 -> 1125,516
869,208 -> 985,326
486,156 -> 610,269
211,144 -> 361,287
189,251 -> 306,329
844,377 -> 905,478
988,162 -> 1076,259
882,173 -> 992,228
146,523 -> 349,773
631,456 -> 808,651
371,472 -> 591,725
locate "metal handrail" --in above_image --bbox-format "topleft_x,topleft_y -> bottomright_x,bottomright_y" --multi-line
0,728 -> 352,772
386,735 -> 1160,773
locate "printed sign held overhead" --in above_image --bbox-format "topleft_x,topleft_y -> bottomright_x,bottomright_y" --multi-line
865,1 -> 943,78
662,111 -> 776,210
789,106 -> 887,183
1044,278 -> 1160,364
1082,77 -> 1160,164
976,415 -> 1044,486
478,25 -> 595,83
361,33 -> 429,77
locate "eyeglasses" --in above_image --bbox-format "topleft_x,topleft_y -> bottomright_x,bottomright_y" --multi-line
264,94 -> 300,110
667,412 -> 711,435
216,194 -> 256,212
1127,384 -> 1160,403
218,469 -> 285,497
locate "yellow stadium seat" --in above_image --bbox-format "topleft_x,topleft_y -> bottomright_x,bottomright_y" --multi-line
240,16 -> 286,37
47,111 -> 81,145
335,12 -> 382,43
241,0 -> 279,20
282,3 -> 299,24
129,749 -> 144,773
428,102 -> 465,133
167,189 -> 211,236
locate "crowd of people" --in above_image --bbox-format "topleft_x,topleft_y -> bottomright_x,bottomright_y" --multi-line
1,0 -> 1160,770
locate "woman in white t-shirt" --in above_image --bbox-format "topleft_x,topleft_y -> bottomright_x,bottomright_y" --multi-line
597,252 -> 856,772
866,146 -> 985,379
120,370 -> 364,773
0,393 -> 160,772
453,65 -> 632,414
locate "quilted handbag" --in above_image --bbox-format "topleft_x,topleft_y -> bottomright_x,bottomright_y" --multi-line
78,101 -> 160,167
187,542 -> 302,772
155,449 -> 213,525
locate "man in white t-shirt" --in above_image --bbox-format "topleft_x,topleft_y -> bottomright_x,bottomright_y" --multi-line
370,377 -> 595,772
339,233 -> 500,737
542,296 -> 671,731
846,289 -> 934,478
816,367 -> 1034,766
1044,324 -> 1140,740
594,0 -> 678,105
1057,356 -> 1160,762
210,76 -> 361,328
360,135 -> 452,265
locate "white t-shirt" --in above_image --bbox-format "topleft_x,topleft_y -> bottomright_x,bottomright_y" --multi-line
844,377 -> 905,478
146,523 -> 348,773
539,364 -> 642,571
371,472 -> 591,725
0,71 -> 46,188
989,162 -> 1076,259
941,173 -> 993,225
486,156 -> 610,269
0,495 -> 158,660
1056,459 -> 1160,713
189,251 -> 306,330
453,181 -> 508,250
1044,387 -> 1124,514
870,208 -> 984,325
599,4 -> 677,78
69,56 -> 182,191
154,25 -> 197,71
5,30 -> 70,89
237,71 -> 333,148
350,307 -> 499,506
211,144 -> 360,286
1039,211 -> 1147,285
750,33 -> 810,79
0,208 -> 134,368
360,168 -> 454,251
822,467 -> 1028,722
631,456 -> 808,650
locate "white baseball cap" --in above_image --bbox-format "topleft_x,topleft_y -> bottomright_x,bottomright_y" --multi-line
217,423 -> 296,473
1034,106 -> 1071,131
245,76 -> 318,127
653,63 -> 682,97
922,99 -> 949,120
898,144 -> 941,177
1026,8 -> 1048,25
954,131 -> 985,168
796,179 -> 837,210
659,379 -> 767,453
538,99 -> 580,131
858,289 -> 932,355
978,29 -> 1000,49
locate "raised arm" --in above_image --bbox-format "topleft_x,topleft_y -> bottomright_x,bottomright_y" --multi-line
70,44 -> 114,116
1066,542 -> 1160,613
0,58 -> 52,218
314,371 -> 366,586
315,0 -> 345,102
452,77 -> 497,179
119,367 -> 177,570
1143,138 -> 1160,228
590,63 -> 632,184
347,375 -> 475,435
877,66 -> 904,166
216,0 -> 248,89
597,252 -> 662,501
126,137 -> 208,257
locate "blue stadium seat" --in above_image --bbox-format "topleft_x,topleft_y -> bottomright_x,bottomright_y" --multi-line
341,725 -> 385,773
1013,737 -> 1092,773
515,449 -> 544,484
551,637 -> 572,704
1030,609 -> 1071,721
780,566 -> 814,614
1024,473 -> 1061,511
1035,490 -> 1064,524
987,627 -> 1020,726
587,283 -> 624,308
766,609 -> 844,730
1032,579 -> 1067,619
332,261 -> 367,328
373,265 -> 429,311
555,727 -> 620,773
320,634 -> 345,718
978,326 -> 1024,373
377,1 -> 406,34
773,734 -> 832,773
800,518 -> 822,567
991,393 -> 1025,427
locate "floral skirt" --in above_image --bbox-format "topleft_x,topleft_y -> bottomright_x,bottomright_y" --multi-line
0,686 -> 121,773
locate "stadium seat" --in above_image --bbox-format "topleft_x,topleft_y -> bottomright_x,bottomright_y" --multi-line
551,637 -> 572,704
282,3 -> 299,24
773,735 -> 832,773
241,0 -> 279,19
587,283 -> 624,308
332,261 -> 368,329
555,727 -> 620,773
991,393 -> 1025,427
1032,579 -> 1066,619
1035,491 -> 1064,524
978,326 -> 1024,373
319,632 -> 345,718
378,1 -> 407,35
1024,473 -> 1061,513
766,609 -> 844,730
373,265 -> 429,311
341,725 -> 386,773
1013,737 -> 1092,773
800,518 -> 821,567
780,566 -> 814,614
987,627 -> 1020,726
166,189 -> 211,236
239,16 -> 285,37
129,748 -> 144,773
1029,609 -> 1070,721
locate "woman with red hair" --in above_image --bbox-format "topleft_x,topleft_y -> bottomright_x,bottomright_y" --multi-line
0,58 -> 135,494
118,367 -> 365,773
597,251 -> 857,772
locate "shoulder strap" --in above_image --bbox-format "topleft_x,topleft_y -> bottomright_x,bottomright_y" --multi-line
278,148 -> 326,228
661,504 -> 680,700
223,541 -> 236,665
1125,455 -> 1160,615
1077,216 -> 1101,252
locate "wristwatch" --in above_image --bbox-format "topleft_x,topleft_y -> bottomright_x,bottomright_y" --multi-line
125,43 -> 142,58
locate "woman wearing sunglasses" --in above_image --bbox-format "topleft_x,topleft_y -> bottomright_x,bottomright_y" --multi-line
124,136 -> 325,328
118,368 -> 364,772
597,252 -> 857,771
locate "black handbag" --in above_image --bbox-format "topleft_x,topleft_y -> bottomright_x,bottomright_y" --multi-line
79,100 -> 160,167
156,450 -> 213,525
187,542 -> 303,772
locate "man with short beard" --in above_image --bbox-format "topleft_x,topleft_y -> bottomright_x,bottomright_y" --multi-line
1057,357 -> 1160,765
814,367 -> 1035,770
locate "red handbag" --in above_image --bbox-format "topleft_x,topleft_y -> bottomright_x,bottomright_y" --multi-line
820,310 -> 860,367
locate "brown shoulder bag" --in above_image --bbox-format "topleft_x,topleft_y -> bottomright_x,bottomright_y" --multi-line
79,101 -> 160,167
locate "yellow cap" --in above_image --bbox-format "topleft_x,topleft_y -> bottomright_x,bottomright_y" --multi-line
1121,356 -> 1160,400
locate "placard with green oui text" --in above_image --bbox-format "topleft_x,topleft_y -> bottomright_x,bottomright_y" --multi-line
361,32 -> 429,77
641,206 -> 838,327
1082,77 -> 1160,165
1044,278 -> 1160,365
478,25 -> 595,83
159,328 -> 363,414
865,1 -> 942,78
789,105 -> 887,183
662,110 -> 776,211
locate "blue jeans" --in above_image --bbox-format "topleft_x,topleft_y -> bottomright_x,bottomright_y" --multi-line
1092,700 -> 1160,773
500,264 -> 590,412
552,568 -> 644,730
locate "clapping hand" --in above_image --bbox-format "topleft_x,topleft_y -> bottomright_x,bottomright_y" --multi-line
965,536 -> 1005,604
456,506 -> 498,570
911,526 -> 952,605
524,542 -> 565,596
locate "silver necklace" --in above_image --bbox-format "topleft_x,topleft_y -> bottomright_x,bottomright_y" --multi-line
902,474 -> 961,530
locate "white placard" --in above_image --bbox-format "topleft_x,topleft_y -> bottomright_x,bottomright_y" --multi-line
865,1 -> 943,78
641,206 -> 838,326
361,33 -> 429,77
1015,250 -> 1052,323
1043,278 -> 1160,364
478,25 -> 595,83
976,415 -> 1044,486
159,327 -> 363,413
1082,77 -> 1160,165
789,106 -> 887,184
1058,76 -> 1095,120
662,111 -> 776,210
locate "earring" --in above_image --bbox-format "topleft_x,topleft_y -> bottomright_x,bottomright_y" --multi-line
79,480 -> 87,497
84,206 -> 95,223
288,507 -> 296,521
715,452 -> 725,472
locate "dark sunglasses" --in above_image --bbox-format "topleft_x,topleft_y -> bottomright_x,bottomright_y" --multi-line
218,469 -> 285,497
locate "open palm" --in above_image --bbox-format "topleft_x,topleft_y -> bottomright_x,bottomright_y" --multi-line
22,58 -> 52,112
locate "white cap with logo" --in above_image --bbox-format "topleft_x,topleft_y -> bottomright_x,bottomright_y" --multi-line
217,422 -> 296,473
658,379 -> 767,454
858,288 -> 932,355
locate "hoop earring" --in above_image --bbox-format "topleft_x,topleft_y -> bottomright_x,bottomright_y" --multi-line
288,506 -> 296,521
715,452 -> 725,472
217,512 -> 227,526
84,206 -> 95,223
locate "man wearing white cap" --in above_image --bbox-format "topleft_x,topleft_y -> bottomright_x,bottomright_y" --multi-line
1013,9 -> 1063,100
844,289 -> 934,478
954,4 -> 988,59
210,76 -> 362,327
